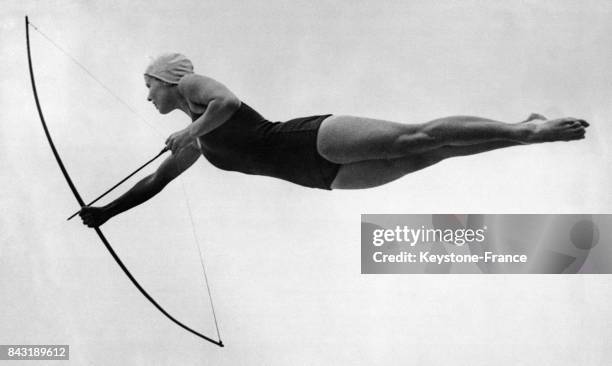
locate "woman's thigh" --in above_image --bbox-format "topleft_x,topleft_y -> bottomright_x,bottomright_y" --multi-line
329,153 -> 443,189
317,115 -> 422,164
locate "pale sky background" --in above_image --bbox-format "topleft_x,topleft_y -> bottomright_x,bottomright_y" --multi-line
1,0 -> 611,365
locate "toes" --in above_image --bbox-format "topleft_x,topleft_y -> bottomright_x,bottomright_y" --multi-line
570,121 -> 582,128
569,120 -> 588,129
564,126 -> 586,141
563,117 -> 589,127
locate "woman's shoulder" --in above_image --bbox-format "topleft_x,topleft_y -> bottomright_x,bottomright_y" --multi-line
178,73 -> 207,93
178,73 -> 240,106
178,74 -> 233,95
179,73 -> 230,89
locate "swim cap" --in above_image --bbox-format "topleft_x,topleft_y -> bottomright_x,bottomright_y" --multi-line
144,53 -> 194,84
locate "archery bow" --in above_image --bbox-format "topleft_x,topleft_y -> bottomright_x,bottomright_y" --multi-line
25,16 -> 223,347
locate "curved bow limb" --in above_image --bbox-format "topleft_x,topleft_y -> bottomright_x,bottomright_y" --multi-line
25,15 -> 222,347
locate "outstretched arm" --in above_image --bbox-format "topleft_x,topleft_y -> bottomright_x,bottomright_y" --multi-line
79,143 -> 201,227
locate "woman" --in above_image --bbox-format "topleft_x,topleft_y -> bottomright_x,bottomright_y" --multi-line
80,53 -> 589,227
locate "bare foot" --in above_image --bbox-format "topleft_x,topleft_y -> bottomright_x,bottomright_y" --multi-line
525,117 -> 589,143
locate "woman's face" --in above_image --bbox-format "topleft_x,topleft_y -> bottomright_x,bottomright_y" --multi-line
145,76 -> 175,114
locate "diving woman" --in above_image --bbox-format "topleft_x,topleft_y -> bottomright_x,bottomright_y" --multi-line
79,53 -> 589,227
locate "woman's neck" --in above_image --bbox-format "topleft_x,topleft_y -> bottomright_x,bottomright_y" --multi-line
173,88 -> 192,117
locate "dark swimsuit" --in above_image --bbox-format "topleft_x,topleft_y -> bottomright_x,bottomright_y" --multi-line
194,102 -> 341,190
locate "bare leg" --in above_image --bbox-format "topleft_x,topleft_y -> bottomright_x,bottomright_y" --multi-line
318,113 -> 588,164
327,113 -> 589,190
329,115 -> 572,190
330,140 -> 524,189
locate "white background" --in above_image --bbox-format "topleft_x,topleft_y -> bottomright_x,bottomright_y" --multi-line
1,0 -> 611,364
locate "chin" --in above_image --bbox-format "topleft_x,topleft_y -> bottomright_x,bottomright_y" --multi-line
158,106 -> 172,114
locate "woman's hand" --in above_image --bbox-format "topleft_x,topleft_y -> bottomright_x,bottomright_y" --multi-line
165,127 -> 194,154
79,206 -> 111,228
